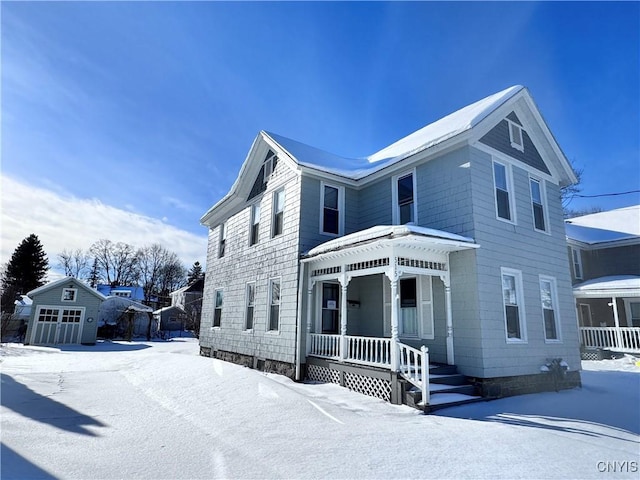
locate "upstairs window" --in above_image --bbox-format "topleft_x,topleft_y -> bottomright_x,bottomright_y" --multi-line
493,161 -> 513,222
272,189 -> 285,237
250,203 -> 260,246
508,120 -> 524,152
61,288 -> 77,302
321,183 -> 343,235
263,150 -> 277,185
393,171 -> 416,225
218,222 -> 226,258
213,289 -> 223,327
529,178 -> 547,232
571,247 -> 583,280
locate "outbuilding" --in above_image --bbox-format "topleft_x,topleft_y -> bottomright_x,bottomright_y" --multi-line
25,277 -> 106,345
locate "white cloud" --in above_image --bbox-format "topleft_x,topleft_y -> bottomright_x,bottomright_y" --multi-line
1,175 -> 208,273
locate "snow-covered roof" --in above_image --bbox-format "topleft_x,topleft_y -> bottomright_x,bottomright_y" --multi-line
267,86 -> 524,180
565,205 -> 640,246
27,276 -> 107,301
153,305 -> 187,315
306,224 -> 477,257
573,275 -> 640,298
102,296 -> 153,313
14,295 -> 32,306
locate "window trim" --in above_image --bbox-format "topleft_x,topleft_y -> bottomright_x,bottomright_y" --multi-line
319,182 -> 344,236
570,246 -> 583,280
539,275 -> 562,343
501,267 -> 527,343
213,288 -> 223,328
249,202 -> 261,246
508,120 -> 524,152
578,303 -> 592,327
492,160 -> 516,224
271,189 -> 285,238
61,288 -> 77,302
392,169 -> 417,225
244,282 -> 256,331
267,278 -> 281,332
529,177 -> 549,233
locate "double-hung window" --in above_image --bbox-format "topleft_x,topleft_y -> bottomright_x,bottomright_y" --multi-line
268,278 -> 280,331
570,247 -> 583,280
213,289 -> 223,327
250,203 -> 260,246
393,171 -> 416,225
539,276 -> 560,341
530,178 -> 547,232
245,282 -> 256,330
218,222 -> 226,258
321,183 -> 343,235
501,268 -> 526,341
493,161 -> 513,222
272,189 -> 285,237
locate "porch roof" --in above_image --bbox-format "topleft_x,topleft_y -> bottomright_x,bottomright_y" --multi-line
303,225 -> 478,260
573,275 -> 640,298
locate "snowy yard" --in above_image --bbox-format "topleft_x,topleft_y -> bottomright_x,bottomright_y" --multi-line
1,338 -> 638,480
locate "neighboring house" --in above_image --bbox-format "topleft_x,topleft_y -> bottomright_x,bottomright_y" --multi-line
14,295 -> 32,319
170,278 -> 204,335
25,277 -> 106,345
96,284 -> 145,302
154,305 -> 187,332
199,85 -> 581,409
565,205 -> 640,354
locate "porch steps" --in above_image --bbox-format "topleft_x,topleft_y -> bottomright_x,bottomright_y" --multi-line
403,364 -> 484,413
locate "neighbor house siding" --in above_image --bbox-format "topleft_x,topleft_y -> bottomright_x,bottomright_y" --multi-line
580,244 -> 640,280
200,159 -> 302,367
468,146 -> 580,378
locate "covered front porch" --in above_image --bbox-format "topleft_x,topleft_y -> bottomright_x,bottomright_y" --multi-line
575,276 -> 640,355
299,225 -> 479,407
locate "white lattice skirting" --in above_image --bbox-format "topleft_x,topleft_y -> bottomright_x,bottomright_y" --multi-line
307,364 -> 340,384
344,372 -> 392,402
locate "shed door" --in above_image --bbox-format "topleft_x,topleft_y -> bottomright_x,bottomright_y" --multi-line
33,307 -> 84,344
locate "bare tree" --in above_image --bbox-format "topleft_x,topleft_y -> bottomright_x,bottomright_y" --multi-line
57,249 -> 90,278
137,244 -> 186,306
89,239 -> 139,286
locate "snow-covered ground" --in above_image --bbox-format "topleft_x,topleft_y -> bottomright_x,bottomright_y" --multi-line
1,339 -> 638,479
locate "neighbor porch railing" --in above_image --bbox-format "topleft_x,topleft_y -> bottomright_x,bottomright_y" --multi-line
580,326 -> 640,353
308,333 -> 429,404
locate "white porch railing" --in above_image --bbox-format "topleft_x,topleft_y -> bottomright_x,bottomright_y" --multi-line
308,333 -> 429,404
309,333 -> 341,359
345,335 -> 392,368
398,343 -> 430,406
580,327 -> 640,353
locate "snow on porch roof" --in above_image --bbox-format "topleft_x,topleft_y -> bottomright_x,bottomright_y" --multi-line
573,275 -> 640,298
304,225 -> 478,258
267,85 -> 524,179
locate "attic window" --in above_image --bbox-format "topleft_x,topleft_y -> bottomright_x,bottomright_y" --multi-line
61,288 -> 77,302
508,121 -> 524,152
263,150 -> 277,185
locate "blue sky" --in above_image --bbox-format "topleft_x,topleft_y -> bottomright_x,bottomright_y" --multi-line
2,1 -> 638,269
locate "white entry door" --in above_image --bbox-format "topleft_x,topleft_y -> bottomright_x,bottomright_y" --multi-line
32,306 -> 84,345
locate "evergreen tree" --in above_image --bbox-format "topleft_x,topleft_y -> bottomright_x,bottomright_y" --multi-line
87,258 -> 100,288
1,234 -> 49,312
187,261 -> 204,284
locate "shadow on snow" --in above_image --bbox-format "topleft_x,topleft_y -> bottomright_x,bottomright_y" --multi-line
1,373 -> 106,436
0,443 -> 57,480
434,370 -> 640,441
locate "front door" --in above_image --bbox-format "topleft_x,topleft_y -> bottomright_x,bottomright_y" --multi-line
321,282 -> 340,333
32,306 -> 84,344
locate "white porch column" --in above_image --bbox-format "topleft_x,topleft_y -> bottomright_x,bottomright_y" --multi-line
306,282 -> 314,356
339,274 -> 349,361
611,296 -> 623,349
389,273 -> 400,371
442,274 -> 455,366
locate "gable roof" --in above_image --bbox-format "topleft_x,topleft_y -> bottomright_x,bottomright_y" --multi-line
565,205 -> 640,247
202,85 -> 576,227
27,276 -> 107,301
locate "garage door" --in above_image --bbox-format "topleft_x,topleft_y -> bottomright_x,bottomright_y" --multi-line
32,306 -> 84,345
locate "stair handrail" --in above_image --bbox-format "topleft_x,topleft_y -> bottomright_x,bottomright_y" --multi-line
397,342 -> 430,406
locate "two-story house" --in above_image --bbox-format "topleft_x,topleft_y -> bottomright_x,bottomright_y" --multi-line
565,205 -> 640,355
199,85 -> 581,409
